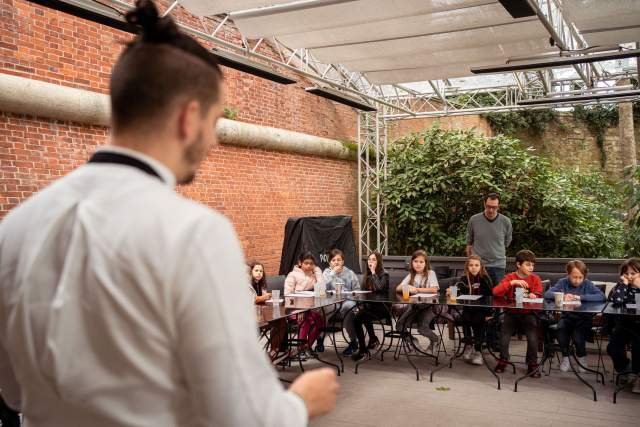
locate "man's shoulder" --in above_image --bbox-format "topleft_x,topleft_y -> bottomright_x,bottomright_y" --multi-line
497,213 -> 512,224
469,212 -> 485,223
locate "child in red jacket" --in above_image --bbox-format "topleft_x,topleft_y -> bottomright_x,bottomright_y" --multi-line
493,249 -> 543,377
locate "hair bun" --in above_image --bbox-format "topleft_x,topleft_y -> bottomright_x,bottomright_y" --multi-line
126,0 -> 178,42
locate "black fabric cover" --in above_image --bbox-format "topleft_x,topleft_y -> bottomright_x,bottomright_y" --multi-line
279,215 -> 361,275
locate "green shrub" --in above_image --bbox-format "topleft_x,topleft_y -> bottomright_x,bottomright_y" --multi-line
381,126 -> 625,257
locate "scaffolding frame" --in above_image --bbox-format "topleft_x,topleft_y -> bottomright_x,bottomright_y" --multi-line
55,0 -> 640,255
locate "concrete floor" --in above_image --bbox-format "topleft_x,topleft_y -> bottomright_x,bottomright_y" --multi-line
276,335 -> 640,427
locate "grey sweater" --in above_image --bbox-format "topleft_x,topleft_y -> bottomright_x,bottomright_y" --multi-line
466,212 -> 512,268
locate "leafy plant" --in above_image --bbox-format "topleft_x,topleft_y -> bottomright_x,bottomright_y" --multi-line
380,126 -> 625,257
483,109 -> 559,138
620,164 -> 640,256
572,105 -> 618,167
223,107 -> 238,120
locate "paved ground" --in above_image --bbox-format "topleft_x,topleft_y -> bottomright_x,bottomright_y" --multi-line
275,334 -> 640,427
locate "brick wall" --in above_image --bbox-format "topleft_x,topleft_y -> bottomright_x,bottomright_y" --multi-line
513,113 -> 640,178
388,115 -> 493,141
0,0 -> 358,274
387,112 -> 639,179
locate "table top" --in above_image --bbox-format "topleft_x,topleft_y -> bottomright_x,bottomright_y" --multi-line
345,292 -> 607,314
256,293 -> 616,327
256,295 -> 345,326
602,302 -> 640,317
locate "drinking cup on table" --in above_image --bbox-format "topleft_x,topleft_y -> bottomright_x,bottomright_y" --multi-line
402,283 -> 410,301
271,289 -> 280,303
515,287 -> 524,304
553,292 -> 564,306
449,285 -> 458,300
335,280 -> 344,295
319,282 -> 327,297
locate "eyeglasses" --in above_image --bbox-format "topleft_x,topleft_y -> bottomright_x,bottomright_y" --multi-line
485,205 -> 499,210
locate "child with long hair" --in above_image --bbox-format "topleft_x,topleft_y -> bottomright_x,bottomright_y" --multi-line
351,252 -> 390,361
395,249 -> 440,353
448,255 -> 494,365
248,261 -> 271,304
605,258 -> 640,393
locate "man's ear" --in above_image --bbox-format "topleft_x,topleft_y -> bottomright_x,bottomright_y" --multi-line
176,100 -> 202,144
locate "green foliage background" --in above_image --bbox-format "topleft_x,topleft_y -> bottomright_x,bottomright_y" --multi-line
381,126 -> 626,258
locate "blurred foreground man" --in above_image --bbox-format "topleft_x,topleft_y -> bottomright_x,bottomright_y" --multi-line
0,1 -> 338,425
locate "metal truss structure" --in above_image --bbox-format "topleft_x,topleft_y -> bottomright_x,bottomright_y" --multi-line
357,112 -> 388,258
53,0 -> 640,256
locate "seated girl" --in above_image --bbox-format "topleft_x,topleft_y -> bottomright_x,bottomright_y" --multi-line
284,252 -> 324,355
543,260 -> 604,372
447,255 -> 494,365
605,258 -> 640,394
352,252 -> 390,361
248,261 -> 271,304
395,249 -> 440,353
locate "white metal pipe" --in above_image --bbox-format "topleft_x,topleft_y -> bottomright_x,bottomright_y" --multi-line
0,73 -> 354,160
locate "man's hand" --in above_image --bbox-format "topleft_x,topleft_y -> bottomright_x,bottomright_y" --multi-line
289,368 -> 340,419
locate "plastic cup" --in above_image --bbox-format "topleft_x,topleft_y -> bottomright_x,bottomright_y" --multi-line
319,282 -> 327,297
335,282 -> 343,295
515,287 -> 524,304
554,292 -> 564,306
271,289 -> 280,304
402,284 -> 410,301
450,285 -> 458,300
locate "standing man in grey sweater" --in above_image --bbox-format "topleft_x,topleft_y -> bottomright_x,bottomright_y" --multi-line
465,193 -> 513,285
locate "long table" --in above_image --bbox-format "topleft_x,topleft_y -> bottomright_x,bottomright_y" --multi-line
255,291 -> 638,401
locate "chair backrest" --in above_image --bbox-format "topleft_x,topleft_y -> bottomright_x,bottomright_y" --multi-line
433,265 -> 452,280
266,275 -> 286,293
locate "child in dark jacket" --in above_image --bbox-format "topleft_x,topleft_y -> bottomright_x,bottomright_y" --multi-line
544,260 -> 604,372
351,252 -> 390,361
606,258 -> 640,394
447,255 -> 493,365
493,249 -> 543,376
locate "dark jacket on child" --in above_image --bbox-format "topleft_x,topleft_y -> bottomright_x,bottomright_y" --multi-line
455,273 -> 494,316
603,282 -> 640,333
456,273 -> 494,297
361,271 -> 390,320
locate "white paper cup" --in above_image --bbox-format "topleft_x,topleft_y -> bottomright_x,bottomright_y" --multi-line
335,283 -> 343,295
271,289 -> 280,303
554,292 -> 564,306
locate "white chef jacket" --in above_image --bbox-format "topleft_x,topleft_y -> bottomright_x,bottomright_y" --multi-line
0,146 -> 307,427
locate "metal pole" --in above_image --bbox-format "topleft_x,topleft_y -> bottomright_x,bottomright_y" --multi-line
357,113 -> 363,268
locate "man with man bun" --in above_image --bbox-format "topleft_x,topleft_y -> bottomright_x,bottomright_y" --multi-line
0,1 -> 338,425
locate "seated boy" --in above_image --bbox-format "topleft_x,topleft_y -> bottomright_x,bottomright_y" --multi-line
543,260 -> 604,373
492,249 -> 543,377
